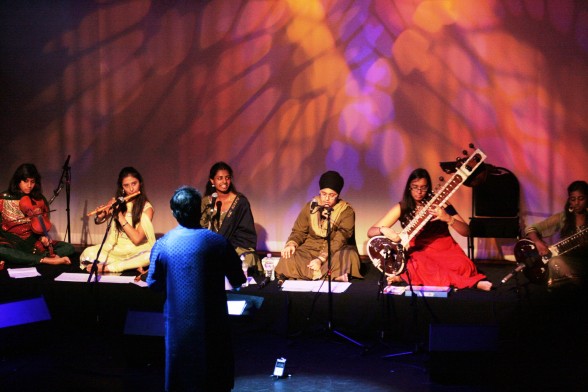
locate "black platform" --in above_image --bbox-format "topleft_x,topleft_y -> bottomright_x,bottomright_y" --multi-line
1,258 -> 587,391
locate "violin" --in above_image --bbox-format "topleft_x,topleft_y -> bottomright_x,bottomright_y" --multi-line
19,195 -> 56,257
87,191 -> 141,217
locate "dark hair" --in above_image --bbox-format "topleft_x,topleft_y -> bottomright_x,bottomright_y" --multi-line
8,163 -> 43,200
204,161 -> 237,195
115,167 -> 149,230
399,168 -> 433,227
171,186 -> 202,228
561,180 -> 588,237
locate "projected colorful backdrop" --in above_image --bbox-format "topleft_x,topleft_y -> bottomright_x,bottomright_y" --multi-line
1,0 -> 587,258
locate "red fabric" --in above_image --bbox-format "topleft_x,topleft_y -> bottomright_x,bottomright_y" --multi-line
400,220 -> 486,289
0,198 -> 33,240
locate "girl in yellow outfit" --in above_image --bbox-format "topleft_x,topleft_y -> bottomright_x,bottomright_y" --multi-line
80,167 -> 155,274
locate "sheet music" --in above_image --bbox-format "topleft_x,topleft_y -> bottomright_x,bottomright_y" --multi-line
54,272 -> 146,286
7,267 -> 41,279
280,280 -> 351,293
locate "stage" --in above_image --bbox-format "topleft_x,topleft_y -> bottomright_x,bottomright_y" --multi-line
1,257 -> 587,391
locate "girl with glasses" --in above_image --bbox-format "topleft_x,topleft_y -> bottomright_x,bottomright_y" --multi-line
367,168 -> 492,291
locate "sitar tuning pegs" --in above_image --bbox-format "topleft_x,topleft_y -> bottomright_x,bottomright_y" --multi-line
469,143 -> 475,149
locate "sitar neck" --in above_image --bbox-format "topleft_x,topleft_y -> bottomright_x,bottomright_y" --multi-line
550,227 -> 588,257
399,149 -> 487,247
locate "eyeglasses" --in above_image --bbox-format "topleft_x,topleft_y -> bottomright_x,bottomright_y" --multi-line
409,185 -> 429,192
320,191 -> 339,200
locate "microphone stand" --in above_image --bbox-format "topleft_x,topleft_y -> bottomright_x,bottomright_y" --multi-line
371,247 -> 418,359
214,201 -> 222,229
87,207 -> 117,283
324,207 -> 364,348
49,155 -> 72,243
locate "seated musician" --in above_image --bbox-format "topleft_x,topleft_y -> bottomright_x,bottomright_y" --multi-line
200,161 -> 261,273
275,171 -> 363,282
367,168 -> 492,291
80,167 -> 155,275
0,163 -> 73,266
524,180 -> 588,286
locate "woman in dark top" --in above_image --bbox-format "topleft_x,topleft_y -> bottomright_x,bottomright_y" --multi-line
200,161 -> 261,272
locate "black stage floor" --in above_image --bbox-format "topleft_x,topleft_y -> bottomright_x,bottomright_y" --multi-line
1,258 -> 587,391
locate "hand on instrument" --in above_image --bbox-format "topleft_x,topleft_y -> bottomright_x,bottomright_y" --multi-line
535,240 -> 550,257
380,226 -> 401,242
96,208 -> 108,220
94,199 -> 115,222
429,205 -> 451,223
281,243 -> 296,258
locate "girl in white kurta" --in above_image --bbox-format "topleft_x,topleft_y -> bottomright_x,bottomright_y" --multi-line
80,167 -> 155,273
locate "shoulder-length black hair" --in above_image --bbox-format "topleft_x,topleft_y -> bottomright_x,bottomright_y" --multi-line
8,163 -> 43,200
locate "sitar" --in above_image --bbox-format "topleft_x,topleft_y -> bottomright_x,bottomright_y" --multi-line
513,226 -> 588,284
367,146 -> 487,276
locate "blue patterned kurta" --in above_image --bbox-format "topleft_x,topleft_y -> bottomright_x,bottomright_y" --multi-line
147,225 -> 245,392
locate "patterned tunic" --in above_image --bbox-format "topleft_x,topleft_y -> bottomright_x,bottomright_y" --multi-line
147,225 -> 245,391
200,193 -> 260,270
0,192 -> 74,266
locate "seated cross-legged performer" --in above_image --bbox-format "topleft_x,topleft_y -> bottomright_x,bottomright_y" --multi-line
200,161 -> 261,273
367,168 -> 492,291
275,171 -> 363,283
80,166 -> 155,275
523,180 -> 588,287
0,163 -> 73,267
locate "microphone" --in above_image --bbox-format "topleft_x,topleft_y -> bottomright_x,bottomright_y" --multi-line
111,196 -> 126,210
209,192 -> 218,213
500,263 -> 526,284
310,199 -> 320,213
323,205 -> 333,214
210,192 -> 218,207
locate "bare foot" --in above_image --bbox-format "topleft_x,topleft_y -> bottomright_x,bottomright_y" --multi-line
335,273 -> 349,282
386,275 -> 403,285
476,280 -> 492,291
0,260 -> 4,271
42,256 -> 71,265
